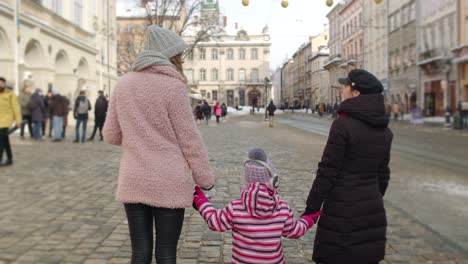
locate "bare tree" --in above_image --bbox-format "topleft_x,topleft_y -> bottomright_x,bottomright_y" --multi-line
117,0 -> 224,74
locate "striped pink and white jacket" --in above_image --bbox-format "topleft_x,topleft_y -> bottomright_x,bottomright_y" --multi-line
197,182 -> 312,264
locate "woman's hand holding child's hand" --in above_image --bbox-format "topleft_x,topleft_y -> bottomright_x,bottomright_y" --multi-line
193,186 -> 210,210
300,210 -> 323,228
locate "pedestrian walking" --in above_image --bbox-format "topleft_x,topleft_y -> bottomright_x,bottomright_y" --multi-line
319,103 -> 324,117
213,102 -> 222,124
392,102 -> 400,121
221,102 -> 227,121
18,85 -> 33,139
267,100 -> 276,127
0,77 -> 21,166
73,90 -> 91,143
88,90 -> 108,141
103,25 -> 215,264
303,69 -> 393,264
49,88 -> 69,142
333,101 -> 339,118
29,89 -> 46,141
202,100 -> 211,125
193,148 -> 322,264
42,91 -> 50,137
194,101 -> 203,125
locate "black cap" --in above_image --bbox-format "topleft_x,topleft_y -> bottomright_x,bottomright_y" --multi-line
338,69 -> 384,94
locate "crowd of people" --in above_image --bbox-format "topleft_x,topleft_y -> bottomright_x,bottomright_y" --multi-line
193,100 -> 227,125
0,76 -> 108,166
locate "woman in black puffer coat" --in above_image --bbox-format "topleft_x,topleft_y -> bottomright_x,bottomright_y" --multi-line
304,69 -> 393,264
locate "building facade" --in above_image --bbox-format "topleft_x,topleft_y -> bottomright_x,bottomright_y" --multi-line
387,0 -> 418,113
310,48 -> 330,106
363,0 -> 388,91
417,0 -> 457,116
453,0 -> 468,105
323,3 -> 343,104
183,29 -> 271,107
0,0 -> 117,103
339,0 -> 363,71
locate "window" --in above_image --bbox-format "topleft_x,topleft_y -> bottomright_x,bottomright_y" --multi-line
185,69 -> 194,84
187,51 -> 194,60
201,90 -> 206,98
74,0 -> 83,26
251,69 -> 259,82
342,26 -> 345,39
211,69 -> 218,81
199,49 -> 206,60
227,69 -> 234,81
207,92 -> 211,99
227,49 -> 234,60
410,1 -> 416,21
239,49 -> 246,60
212,91 -> 218,101
395,10 -> 400,29
251,49 -> 258,60
52,0 -> 62,15
211,49 -> 218,60
200,69 -> 206,81
239,69 -> 246,81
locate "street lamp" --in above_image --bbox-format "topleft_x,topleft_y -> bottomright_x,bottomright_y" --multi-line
264,77 -> 270,120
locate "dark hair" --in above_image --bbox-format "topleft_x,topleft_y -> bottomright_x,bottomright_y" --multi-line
0,77 -> 6,83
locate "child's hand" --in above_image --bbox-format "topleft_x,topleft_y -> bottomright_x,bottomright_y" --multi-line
301,210 -> 323,228
201,185 -> 217,200
193,186 -> 210,210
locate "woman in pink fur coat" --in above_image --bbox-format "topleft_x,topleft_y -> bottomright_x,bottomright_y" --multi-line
103,25 -> 215,264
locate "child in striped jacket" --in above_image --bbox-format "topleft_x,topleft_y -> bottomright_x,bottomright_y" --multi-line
193,148 -> 322,264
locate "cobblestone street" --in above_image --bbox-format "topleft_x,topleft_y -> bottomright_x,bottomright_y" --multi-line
1,115 -> 467,264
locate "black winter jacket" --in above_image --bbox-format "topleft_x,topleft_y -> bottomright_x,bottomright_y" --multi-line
304,93 -> 393,264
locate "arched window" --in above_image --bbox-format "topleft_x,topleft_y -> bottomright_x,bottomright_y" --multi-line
199,48 -> 206,60
200,69 -> 206,81
227,48 -> 234,60
251,68 -> 259,82
239,69 -> 246,81
239,49 -> 245,60
211,68 -> 218,81
227,68 -> 234,81
211,49 -> 218,60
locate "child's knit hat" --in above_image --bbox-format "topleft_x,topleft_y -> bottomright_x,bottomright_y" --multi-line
244,148 -> 277,188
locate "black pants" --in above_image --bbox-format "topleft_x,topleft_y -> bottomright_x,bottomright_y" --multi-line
0,128 -> 12,162
20,115 -> 32,137
89,120 -> 104,140
124,203 -> 185,264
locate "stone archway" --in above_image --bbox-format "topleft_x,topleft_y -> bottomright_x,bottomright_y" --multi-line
0,27 -> 13,83
73,58 -> 90,100
23,39 -> 46,90
54,50 -> 74,95
248,89 -> 261,107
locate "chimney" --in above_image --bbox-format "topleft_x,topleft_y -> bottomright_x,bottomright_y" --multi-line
235,22 -> 238,30
194,16 -> 198,27
223,16 -> 227,28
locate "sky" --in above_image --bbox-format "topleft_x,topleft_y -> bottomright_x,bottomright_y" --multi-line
218,0 -> 333,69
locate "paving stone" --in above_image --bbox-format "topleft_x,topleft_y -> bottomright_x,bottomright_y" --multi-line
0,116 -> 466,263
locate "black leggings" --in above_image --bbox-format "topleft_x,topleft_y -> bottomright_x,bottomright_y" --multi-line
124,203 -> 185,264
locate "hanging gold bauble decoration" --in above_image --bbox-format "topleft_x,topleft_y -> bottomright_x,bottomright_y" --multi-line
326,0 -> 333,7
281,0 -> 289,8
242,0 -> 249,6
